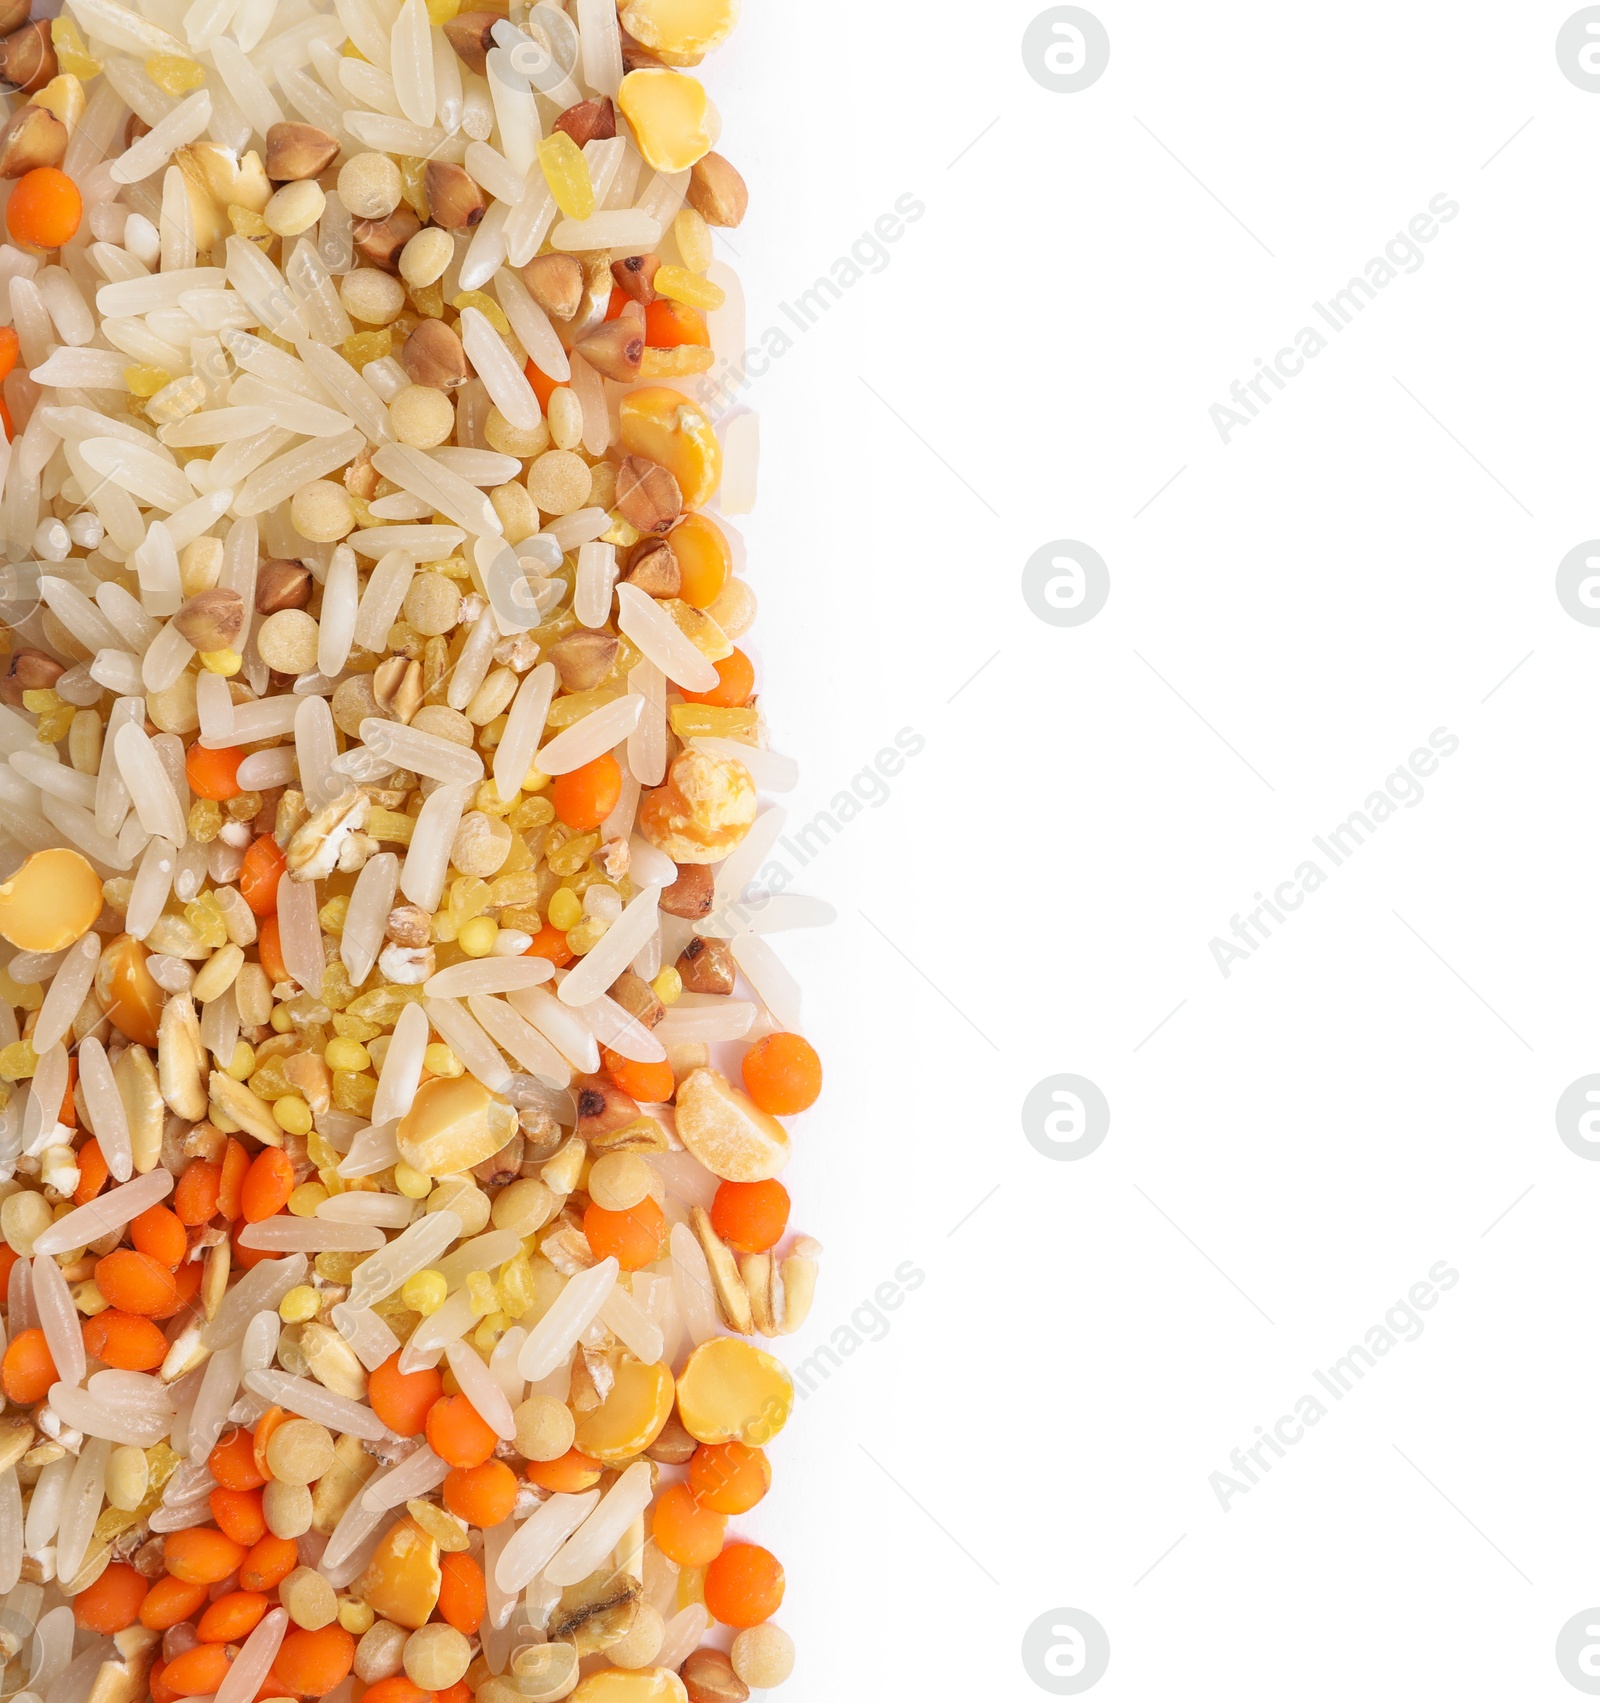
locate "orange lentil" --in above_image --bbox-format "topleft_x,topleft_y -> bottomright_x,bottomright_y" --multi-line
161,1643 -> 233,1696
149,1659 -> 180,1703
208,1425 -> 267,1491
240,1147 -> 294,1223
130,1202 -> 187,1268
217,1137 -> 248,1220
680,648 -> 754,708
551,752 -> 622,832
425,1393 -> 498,1468
368,1352 -> 443,1436
238,1532 -> 299,1592
240,834 -> 286,916
524,360 -> 567,411
688,1441 -> 771,1514
257,914 -> 288,986
359,1679 -> 431,1703
709,1179 -> 790,1254
650,1481 -> 726,1566
58,1056 -> 76,1128
601,1046 -> 674,1105
740,1031 -> 822,1115
73,1562 -> 148,1634
437,1550 -> 486,1636
443,1460 -> 518,1528
74,1136 -> 108,1204
704,1542 -> 785,1628
434,1684 -> 470,1703
7,167 -> 82,249
583,1195 -> 665,1272
252,1405 -> 287,1479
147,1256 -> 202,1319
174,1157 -> 222,1226
524,1448 -> 602,1494
197,1590 -> 270,1644
186,742 -> 244,801
82,1309 -> 169,1371
0,326 -> 19,382
523,919 -> 574,967
0,1248 -> 16,1296
232,1224 -> 278,1272
274,1624 -> 355,1696
139,1575 -> 211,1631
1,1327 -> 57,1405
163,1525 -> 248,1585
209,1485 -> 266,1546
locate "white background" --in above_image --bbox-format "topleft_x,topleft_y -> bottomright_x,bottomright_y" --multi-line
703,2 -> 1600,1698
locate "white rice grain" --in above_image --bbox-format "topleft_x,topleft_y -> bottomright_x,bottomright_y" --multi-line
109,89 -> 212,182
341,849 -> 398,985
535,692 -> 644,775
400,781 -> 471,912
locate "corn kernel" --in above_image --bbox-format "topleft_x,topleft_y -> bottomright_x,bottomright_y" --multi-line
422,1043 -> 461,1079
343,329 -> 392,369
145,53 -> 205,94
402,1269 -> 448,1314
537,132 -> 594,220
425,0 -> 459,20
332,1072 -> 377,1116
324,1038 -> 370,1073
319,895 -> 350,936
565,917 -> 605,955
651,967 -> 683,1005
653,264 -> 725,311
200,648 -> 242,676
458,916 -> 498,957
450,291 -> 509,334
472,1311 -> 508,1352
307,1130 -> 339,1172
274,1095 -> 313,1135
122,365 -> 170,398
51,17 -> 100,78
288,1182 -> 328,1217
185,797 -> 220,844
333,1015 -> 382,1042
394,1160 -> 433,1199
465,1271 -> 497,1317
0,1041 -> 38,1081
546,888 -> 582,932
673,206 -> 713,274
279,1286 -> 320,1323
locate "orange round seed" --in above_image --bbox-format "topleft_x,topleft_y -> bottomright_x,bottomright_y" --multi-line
442,1459 -> 518,1528
82,1309 -> 169,1371
425,1394 -> 498,1468
93,1249 -> 181,1317
7,167 -> 82,249
703,1541 -> 785,1628
1,1327 -> 57,1405
688,1441 -> 771,1514
740,1031 -> 822,1115
163,1525 -> 248,1584
73,1562 -> 148,1634
650,1481 -> 726,1566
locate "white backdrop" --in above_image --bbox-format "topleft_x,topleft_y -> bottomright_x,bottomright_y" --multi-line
707,2 -> 1600,1698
